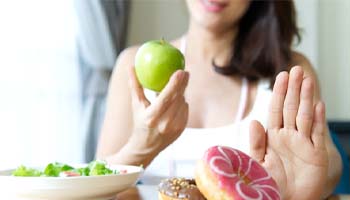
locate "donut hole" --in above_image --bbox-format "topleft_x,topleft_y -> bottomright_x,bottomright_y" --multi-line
237,171 -> 252,185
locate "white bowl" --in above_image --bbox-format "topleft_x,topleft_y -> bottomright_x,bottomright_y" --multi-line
0,164 -> 143,200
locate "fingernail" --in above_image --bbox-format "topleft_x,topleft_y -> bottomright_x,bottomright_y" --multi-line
292,66 -> 303,75
184,71 -> 190,81
178,71 -> 185,81
276,71 -> 287,81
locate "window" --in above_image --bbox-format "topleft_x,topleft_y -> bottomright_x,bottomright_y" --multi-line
0,0 -> 82,169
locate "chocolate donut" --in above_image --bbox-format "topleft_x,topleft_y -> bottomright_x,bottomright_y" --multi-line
158,178 -> 206,200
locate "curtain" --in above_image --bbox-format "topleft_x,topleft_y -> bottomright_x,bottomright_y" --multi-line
74,0 -> 130,162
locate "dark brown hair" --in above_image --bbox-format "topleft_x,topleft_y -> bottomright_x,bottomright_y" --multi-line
213,0 -> 300,85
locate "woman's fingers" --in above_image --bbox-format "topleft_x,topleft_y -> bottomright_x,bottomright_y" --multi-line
296,77 -> 314,138
268,71 -> 289,129
173,101 -> 189,133
283,66 -> 304,129
128,66 -> 150,107
169,101 -> 189,139
157,96 -> 186,134
156,70 -> 189,103
249,120 -> 267,163
160,98 -> 189,138
147,70 -> 189,126
311,101 -> 326,148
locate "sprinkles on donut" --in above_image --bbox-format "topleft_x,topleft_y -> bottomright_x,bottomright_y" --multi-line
158,177 -> 206,200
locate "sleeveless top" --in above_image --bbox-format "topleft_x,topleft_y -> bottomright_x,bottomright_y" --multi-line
141,37 -> 272,184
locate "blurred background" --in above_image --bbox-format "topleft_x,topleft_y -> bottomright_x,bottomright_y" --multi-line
0,0 -> 349,177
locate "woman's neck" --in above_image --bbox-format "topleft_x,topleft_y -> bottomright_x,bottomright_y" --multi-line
185,21 -> 238,65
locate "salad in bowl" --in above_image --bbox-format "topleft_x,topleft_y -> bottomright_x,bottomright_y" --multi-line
0,160 -> 143,200
12,160 -> 128,177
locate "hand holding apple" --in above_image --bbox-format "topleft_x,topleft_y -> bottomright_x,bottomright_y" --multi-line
124,60 -> 189,167
135,39 -> 185,92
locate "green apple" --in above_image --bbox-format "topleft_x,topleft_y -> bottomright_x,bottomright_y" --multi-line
135,39 -> 185,92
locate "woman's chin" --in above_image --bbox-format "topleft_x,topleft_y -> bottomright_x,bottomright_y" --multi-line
190,9 -> 238,33
195,17 -> 233,33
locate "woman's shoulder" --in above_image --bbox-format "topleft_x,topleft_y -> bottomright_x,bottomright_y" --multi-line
291,51 -> 312,65
115,45 -> 140,69
290,51 -> 321,98
291,51 -> 316,77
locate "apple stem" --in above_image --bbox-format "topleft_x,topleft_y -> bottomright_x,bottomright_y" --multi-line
161,37 -> 165,44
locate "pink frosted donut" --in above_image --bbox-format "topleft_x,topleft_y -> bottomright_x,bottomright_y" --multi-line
195,146 -> 280,200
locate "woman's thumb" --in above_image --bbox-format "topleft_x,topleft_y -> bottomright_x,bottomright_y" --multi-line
128,66 -> 150,107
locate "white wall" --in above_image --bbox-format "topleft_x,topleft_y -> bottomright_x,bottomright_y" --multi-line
318,0 -> 350,120
127,0 -> 188,46
294,0 -> 319,68
127,0 -> 350,120
294,0 -> 350,120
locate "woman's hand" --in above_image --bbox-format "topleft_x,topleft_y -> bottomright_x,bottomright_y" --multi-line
126,67 -> 189,164
249,66 -> 328,200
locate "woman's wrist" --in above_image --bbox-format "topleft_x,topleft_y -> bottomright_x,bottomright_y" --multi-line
105,133 -> 161,167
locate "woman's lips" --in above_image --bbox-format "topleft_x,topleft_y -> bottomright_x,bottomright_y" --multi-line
200,0 -> 228,13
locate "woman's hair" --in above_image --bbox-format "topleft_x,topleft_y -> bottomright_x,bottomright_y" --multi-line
213,0 -> 300,86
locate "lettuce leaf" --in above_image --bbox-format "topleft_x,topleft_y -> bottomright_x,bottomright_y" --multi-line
12,160 -> 118,177
88,160 -> 114,176
44,162 -> 74,177
12,165 -> 43,177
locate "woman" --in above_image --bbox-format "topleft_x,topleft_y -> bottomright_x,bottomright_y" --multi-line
97,0 -> 341,199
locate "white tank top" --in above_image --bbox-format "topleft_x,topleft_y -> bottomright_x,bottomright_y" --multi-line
141,37 -> 272,184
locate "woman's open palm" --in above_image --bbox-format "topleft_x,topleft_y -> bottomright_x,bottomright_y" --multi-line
250,67 -> 328,200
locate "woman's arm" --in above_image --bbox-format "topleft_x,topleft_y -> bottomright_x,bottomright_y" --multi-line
293,52 -> 342,198
96,46 -> 190,167
96,46 -> 140,162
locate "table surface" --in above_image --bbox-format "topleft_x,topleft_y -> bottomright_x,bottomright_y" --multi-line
2,184 -> 349,199
116,185 -> 158,200
116,185 -> 350,200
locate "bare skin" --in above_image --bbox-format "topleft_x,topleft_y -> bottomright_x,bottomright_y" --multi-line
97,44 -> 341,200
97,0 -> 342,198
250,67 -> 329,199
